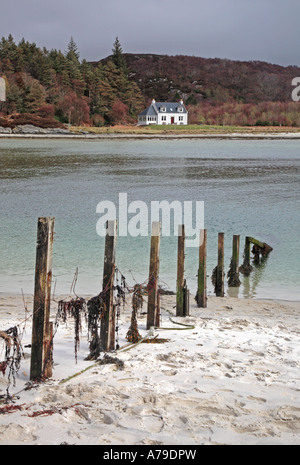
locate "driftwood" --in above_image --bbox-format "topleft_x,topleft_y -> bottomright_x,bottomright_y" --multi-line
0,331 -> 13,351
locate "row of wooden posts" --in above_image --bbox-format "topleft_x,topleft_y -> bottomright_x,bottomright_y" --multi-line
29,217 -> 266,381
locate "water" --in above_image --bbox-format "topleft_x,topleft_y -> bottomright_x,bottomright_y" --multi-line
0,138 -> 299,301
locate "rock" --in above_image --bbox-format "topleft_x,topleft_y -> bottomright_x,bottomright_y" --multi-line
12,125 -> 70,135
12,125 -> 47,134
0,126 -> 12,134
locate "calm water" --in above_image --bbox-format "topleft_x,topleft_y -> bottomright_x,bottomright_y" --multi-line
0,138 -> 299,300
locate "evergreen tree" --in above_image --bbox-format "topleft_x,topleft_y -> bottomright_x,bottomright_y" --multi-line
112,37 -> 127,75
66,37 -> 80,61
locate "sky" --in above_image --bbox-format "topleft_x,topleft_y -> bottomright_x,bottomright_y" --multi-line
1,0 -> 300,67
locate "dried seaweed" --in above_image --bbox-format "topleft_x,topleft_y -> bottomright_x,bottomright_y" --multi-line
97,354 -> 124,370
0,326 -> 24,395
85,293 -> 106,360
57,298 -> 87,363
126,285 -> 143,344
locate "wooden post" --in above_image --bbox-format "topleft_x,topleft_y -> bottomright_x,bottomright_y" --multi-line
100,220 -> 117,352
197,229 -> 207,308
216,232 -> 225,297
30,217 -> 55,381
239,236 -> 253,276
155,291 -> 161,328
147,222 -> 161,330
245,236 -> 251,263
228,235 -> 241,287
176,225 -> 185,317
43,322 -> 53,379
183,280 -> 190,317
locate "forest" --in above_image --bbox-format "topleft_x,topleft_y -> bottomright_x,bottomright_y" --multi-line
0,36 -> 145,128
0,35 -> 300,128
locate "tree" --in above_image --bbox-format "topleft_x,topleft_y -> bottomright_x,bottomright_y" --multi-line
112,37 -> 127,75
24,79 -> 47,113
109,100 -> 129,125
58,91 -> 90,125
66,37 -> 80,61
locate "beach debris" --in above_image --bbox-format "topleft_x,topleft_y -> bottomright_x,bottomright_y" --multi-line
85,293 -> 106,361
141,337 -> 170,344
240,237 -> 273,276
0,326 -> 24,393
0,404 -> 24,415
97,354 -> 124,371
57,297 -> 87,363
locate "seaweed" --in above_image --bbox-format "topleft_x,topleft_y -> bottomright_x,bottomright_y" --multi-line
227,258 -> 241,287
126,284 -> 143,344
0,326 -> 24,395
57,297 -> 87,363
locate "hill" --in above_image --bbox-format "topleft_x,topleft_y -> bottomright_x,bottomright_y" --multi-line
1,34 -> 299,128
119,53 -> 300,105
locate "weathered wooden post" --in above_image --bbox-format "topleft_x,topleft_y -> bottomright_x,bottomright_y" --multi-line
228,235 -> 241,287
147,222 -> 161,330
240,236 -> 273,275
216,232 -> 225,297
100,220 -> 117,352
197,229 -> 207,308
239,236 -> 253,276
183,280 -> 190,317
30,217 -> 55,381
176,225 -> 185,317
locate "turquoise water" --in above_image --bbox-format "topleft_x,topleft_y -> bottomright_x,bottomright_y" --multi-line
0,138 -> 299,300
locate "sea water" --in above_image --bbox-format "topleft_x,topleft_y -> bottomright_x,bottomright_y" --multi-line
0,138 -> 299,300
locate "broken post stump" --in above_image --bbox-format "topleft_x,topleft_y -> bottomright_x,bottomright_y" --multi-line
197,229 -> 207,308
240,236 -> 273,275
100,220 -> 117,352
176,225 -> 185,317
30,217 -> 55,381
147,222 -> 161,330
228,235 -> 241,287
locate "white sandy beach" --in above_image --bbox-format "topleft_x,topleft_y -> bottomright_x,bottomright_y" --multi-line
0,293 -> 299,445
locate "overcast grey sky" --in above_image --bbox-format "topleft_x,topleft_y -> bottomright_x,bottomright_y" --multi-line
1,0 -> 299,66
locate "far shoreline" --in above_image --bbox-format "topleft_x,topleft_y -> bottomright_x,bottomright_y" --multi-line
1,132 -> 300,140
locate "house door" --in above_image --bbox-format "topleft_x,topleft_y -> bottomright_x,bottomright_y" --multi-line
171,117 -> 175,124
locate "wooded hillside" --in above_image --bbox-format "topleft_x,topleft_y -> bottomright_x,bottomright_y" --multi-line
1,35 -> 299,127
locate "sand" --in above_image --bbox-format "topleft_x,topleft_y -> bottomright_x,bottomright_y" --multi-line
1,131 -> 300,140
0,293 -> 299,445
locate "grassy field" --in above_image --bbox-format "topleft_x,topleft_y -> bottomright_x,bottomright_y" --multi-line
70,124 -> 300,135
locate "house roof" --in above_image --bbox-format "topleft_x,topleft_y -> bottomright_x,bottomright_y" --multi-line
139,101 -> 188,117
139,105 -> 158,116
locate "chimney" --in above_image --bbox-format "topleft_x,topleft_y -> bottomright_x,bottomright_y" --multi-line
152,99 -> 156,105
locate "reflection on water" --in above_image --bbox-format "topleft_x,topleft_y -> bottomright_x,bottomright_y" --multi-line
0,138 -> 299,300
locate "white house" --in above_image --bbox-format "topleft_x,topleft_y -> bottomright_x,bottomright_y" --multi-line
138,99 -> 188,126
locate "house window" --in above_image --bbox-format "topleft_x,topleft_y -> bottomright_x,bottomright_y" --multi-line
179,116 -> 184,122
178,106 -> 183,112
161,116 -> 167,121
160,106 -> 166,112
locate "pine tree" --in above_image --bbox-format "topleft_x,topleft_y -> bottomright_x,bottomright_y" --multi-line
66,37 -> 80,61
112,37 -> 127,75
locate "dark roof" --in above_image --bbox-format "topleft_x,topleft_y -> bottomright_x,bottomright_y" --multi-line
155,102 -> 187,114
139,101 -> 188,117
138,105 -> 158,116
